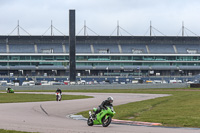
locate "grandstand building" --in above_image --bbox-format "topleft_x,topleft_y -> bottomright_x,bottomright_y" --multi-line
0,35 -> 200,77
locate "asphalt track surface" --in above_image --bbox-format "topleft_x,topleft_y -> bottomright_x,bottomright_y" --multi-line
0,92 -> 200,133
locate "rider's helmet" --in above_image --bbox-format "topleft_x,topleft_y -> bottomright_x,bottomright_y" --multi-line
107,96 -> 113,103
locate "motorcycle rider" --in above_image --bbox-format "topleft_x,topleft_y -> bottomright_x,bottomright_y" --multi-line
6,87 -> 11,93
56,88 -> 62,94
55,88 -> 62,98
93,96 -> 113,118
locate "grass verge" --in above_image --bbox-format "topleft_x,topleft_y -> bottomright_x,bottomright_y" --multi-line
0,93 -> 92,103
76,88 -> 200,128
0,129 -> 35,133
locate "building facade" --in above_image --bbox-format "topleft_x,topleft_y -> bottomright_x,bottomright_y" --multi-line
0,36 -> 200,77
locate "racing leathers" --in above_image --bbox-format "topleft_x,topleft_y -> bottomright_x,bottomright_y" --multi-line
94,100 -> 113,115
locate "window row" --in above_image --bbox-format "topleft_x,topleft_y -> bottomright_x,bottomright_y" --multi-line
0,62 -> 198,66
0,55 -> 199,61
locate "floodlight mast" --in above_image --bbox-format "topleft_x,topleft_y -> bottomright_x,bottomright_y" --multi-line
17,20 -> 20,36
117,21 -> 119,36
182,21 -> 184,36
84,20 -> 86,36
51,20 -> 53,36
150,21 -> 152,36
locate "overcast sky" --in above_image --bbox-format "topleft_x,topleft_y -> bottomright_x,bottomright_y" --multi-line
0,0 -> 200,36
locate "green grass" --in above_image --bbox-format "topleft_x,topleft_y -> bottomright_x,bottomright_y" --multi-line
0,93 -> 92,103
75,88 -> 200,128
0,129 -> 35,133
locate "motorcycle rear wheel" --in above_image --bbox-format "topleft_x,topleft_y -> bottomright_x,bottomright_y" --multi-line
102,116 -> 112,127
87,117 -> 93,126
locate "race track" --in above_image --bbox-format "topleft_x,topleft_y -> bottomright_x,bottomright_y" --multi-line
0,92 -> 199,133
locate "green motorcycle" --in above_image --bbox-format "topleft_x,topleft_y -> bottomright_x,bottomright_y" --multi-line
87,106 -> 115,127
6,88 -> 14,93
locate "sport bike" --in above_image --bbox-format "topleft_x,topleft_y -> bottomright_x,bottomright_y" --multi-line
55,92 -> 61,101
87,106 -> 115,127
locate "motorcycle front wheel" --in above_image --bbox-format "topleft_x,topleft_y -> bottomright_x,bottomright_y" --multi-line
56,95 -> 59,101
87,117 -> 93,126
59,96 -> 61,101
102,116 -> 112,127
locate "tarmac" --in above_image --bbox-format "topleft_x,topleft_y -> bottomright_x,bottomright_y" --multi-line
0,92 -> 199,133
